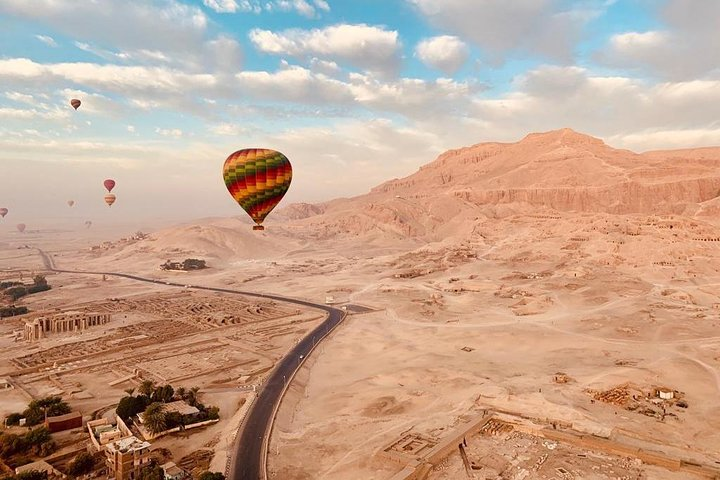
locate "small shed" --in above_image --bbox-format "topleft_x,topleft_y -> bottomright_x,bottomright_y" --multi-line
45,411 -> 83,433
657,387 -> 674,400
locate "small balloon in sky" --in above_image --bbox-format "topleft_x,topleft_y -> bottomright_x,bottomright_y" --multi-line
103,179 -> 116,192
67,200 -> 75,207
0,208 -> 7,218
70,99 -> 81,110
104,193 -> 116,207
16,223 -> 26,233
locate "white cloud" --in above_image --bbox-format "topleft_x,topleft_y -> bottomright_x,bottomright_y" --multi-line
408,0 -> 606,63
34,34 -> 57,47
203,0 -> 240,13
155,127 -> 183,138
415,35 -> 469,74
209,123 -> 248,136
309,57 -> 341,75
313,0 -> 330,12
249,24 -> 401,74
597,0 -> 720,80
127,125 -> 136,133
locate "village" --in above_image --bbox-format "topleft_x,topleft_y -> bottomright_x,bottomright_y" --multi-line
0,271 -> 324,480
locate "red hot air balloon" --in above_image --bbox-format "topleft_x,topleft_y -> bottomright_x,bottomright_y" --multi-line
104,193 -> 116,207
67,200 -> 75,207
17,223 -> 26,233
70,99 -> 81,110
103,179 -> 116,192
0,208 -> 7,218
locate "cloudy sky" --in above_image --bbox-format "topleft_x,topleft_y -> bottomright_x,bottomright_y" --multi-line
0,0 -> 719,226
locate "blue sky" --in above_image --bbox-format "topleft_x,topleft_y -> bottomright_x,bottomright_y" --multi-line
0,0 -> 718,226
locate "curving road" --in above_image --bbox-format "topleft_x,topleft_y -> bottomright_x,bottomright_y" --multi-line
36,249 -> 345,480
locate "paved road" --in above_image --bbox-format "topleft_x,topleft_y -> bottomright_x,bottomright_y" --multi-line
36,249 -> 346,480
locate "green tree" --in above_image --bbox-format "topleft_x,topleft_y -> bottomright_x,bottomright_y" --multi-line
32,275 -> 47,287
186,386 -> 200,407
116,396 -> 148,421
175,386 -> 186,401
138,380 -> 156,398
206,406 -> 220,421
15,471 -> 48,480
67,451 -> 95,476
142,403 -> 167,435
139,462 -> 163,480
153,385 -> 174,403
5,413 -> 23,426
199,472 -> 225,480
23,396 -> 70,425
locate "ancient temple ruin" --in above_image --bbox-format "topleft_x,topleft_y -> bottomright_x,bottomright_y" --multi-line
24,311 -> 111,341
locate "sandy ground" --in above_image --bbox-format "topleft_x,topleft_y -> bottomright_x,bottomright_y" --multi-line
2,131 -> 720,479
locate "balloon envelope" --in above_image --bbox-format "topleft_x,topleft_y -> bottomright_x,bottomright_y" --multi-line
103,179 -> 116,192
104,193 -> 116,207
70,99 -> 81,110
67,200 -> 75,207
16,223 -> 26,233
85,220 -> 92,228
222,148 -> 292,229
0,208 -> 7,218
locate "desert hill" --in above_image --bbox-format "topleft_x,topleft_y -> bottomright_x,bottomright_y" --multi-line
83,129 -> 720,264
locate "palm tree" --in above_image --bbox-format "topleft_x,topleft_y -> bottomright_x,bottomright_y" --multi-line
175,386 -> 186,401
143,403 -> 167,435
138,380 -> 156,398
187,387 -> 200,407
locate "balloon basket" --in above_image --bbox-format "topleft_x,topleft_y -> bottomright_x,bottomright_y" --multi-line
253,225 -> 265,231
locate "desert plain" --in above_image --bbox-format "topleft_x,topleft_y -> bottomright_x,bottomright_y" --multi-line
1,129 -> 720,479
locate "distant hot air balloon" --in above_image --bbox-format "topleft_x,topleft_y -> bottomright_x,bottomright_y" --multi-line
70,99 -> 81,110
103,179 -> 116,193
16,223 -> 26,233
222,148 -> 292,231
67,200 -> 75,207
85,220 -> 92,229
0,208 -> 7,218
104,193 -> 116,207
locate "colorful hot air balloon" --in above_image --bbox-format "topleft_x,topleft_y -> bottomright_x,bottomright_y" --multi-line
104,179 -> 116,192
67,200 -> 75,207
16,223 -> 26,233
222,148 -> 292,231
70,99 -> 81,110
104,193 -> 116,207
0,208 -> 7,218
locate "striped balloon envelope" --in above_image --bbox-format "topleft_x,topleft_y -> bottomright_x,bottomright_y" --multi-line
222,148 -> 292,230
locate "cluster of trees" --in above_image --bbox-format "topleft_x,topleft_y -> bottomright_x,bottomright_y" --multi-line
0,305 -> 28,318
66,451 -> 96,476
0,427 -> 56,467
12,471 -> 48,480
116,381 -> 219,436
6,396 -> 71,427
199,472 -> 226,480
2,276 -> 51,302
160,258 -> 207,271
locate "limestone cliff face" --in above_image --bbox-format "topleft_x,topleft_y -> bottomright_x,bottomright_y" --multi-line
370,128 -> 720,215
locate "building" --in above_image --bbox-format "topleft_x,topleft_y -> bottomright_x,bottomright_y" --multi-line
24,311 -> 111,341
15,460 -> 65,478
136,400 -> 199,426
87,417 -> 133,451
105,436 -> 152,480
657,387 -> 675,400
45,411 -> 83,433
161,462 -> 187,480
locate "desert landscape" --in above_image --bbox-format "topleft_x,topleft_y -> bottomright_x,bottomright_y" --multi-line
2,129 -> 720,479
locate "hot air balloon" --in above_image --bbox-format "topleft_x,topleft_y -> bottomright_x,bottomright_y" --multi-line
85,220 -> 92,229
70,99 -> 81,110
16,223 -> 26,233
222,148 -> 292,231
67,200 -> 75,207
104,193 -> 116,207
104,179 -> 116,193
0,208 -> 7,218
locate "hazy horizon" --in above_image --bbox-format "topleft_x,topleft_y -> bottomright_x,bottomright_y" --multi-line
1,0 -> 719,226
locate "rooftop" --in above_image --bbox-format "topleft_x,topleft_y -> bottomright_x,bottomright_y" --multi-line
107,435 -> 150,453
